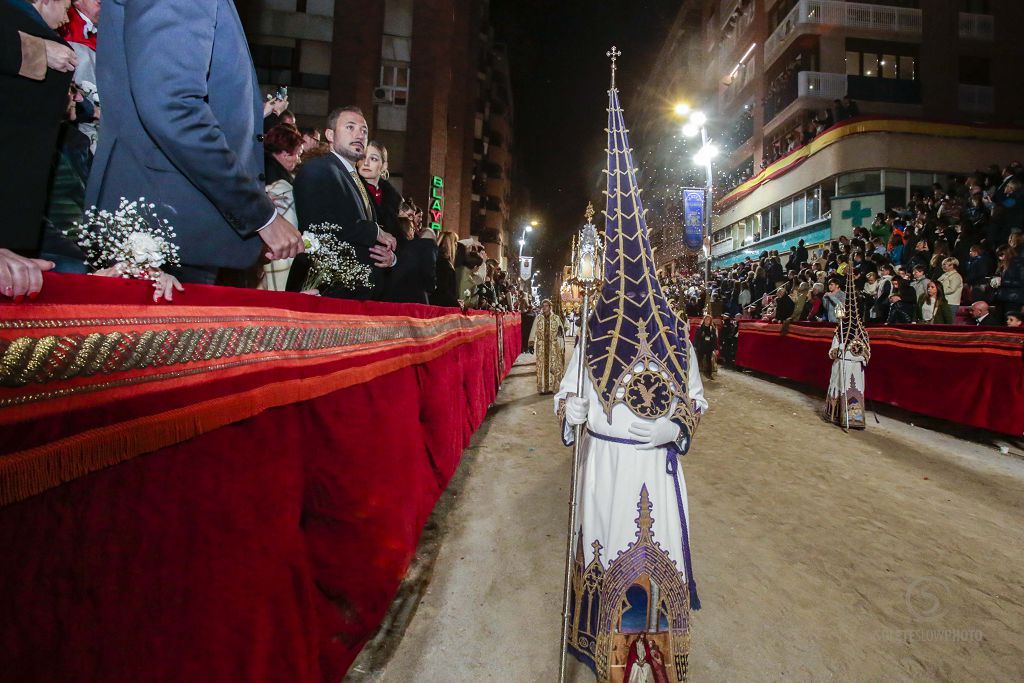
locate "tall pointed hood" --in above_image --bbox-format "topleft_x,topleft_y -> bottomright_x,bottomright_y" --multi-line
586,52 -> 693,421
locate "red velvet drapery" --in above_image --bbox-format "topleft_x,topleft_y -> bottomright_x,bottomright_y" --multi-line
0,274 -> 521,682
734,321 -> 1024,436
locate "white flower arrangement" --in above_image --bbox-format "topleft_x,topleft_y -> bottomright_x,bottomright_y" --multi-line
301,224 -> 373,293
79,80 -> 100,106
64,198 -> 181,281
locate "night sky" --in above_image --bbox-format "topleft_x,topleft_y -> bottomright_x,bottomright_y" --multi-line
491,0 -> 683,294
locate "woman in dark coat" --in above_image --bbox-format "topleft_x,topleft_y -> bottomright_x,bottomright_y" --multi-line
693,314 -> 718,380
383,217 -> 437,304
432,230 -> 460,307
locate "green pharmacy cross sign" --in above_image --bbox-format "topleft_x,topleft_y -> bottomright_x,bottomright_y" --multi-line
841,199 -> 872,227
429,176 -> 444,231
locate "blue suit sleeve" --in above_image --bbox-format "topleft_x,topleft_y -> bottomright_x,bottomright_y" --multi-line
122,0 -> 274,237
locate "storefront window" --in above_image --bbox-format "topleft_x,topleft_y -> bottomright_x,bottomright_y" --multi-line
837,171 -> 881,196
806,187 -> 821,222
792,193 -> 807,226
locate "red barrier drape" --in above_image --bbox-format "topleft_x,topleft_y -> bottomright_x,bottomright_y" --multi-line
0,274 -> 521,682
735,321 -> 1024,436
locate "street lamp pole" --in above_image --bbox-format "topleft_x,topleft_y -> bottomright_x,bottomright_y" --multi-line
682,110 -> 717,298
518,222 -> 537,277
700,126 -> 713,290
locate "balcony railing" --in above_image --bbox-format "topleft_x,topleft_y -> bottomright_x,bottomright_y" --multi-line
959,84 -> 994,113
765,0 -> 923,65
711,237 -> 735,258
799,71 -> 848,100
959,12 -> 994,41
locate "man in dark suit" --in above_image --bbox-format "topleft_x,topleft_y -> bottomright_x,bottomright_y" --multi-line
970,301 -> 1002,326
85,0 -> 302,283
0,0 -> 77,299
288,106 -> 397,299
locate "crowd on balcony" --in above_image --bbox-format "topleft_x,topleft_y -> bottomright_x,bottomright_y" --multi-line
761,97 -> 860,170
2,0 -> 521,313
663,162 -> 1024,329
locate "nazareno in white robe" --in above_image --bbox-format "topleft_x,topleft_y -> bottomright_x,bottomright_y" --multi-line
555,343 -> 707,681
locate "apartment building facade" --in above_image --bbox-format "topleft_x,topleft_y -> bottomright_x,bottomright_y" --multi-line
236,0 -> 516,266
637,0 -> 1024,273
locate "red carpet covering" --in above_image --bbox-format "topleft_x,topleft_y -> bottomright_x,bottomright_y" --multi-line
735,321 -> 1024,436
0,274 -> 520,682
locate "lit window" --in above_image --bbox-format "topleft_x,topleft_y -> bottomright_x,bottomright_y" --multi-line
378,63 -> 411,107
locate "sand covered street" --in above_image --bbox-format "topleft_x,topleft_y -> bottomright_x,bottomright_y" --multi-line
351,353 -> 1024,682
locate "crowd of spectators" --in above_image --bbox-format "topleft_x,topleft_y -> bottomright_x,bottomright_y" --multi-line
2,0 -> 519,312
761,97 -> 860,170
662,164 -> 1024,329
721,88 -> 862,197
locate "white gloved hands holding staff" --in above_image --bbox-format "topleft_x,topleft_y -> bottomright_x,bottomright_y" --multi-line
628,417 -> 681,450
565,396 -> 590,426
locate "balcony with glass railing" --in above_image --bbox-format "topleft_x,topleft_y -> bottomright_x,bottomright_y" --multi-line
958,12 -> 994,41
959,84 -> 994,113
799,71 -> 849,101
765,0 -> 923,66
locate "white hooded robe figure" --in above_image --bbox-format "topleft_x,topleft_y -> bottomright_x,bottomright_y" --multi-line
556,54 -> 707,683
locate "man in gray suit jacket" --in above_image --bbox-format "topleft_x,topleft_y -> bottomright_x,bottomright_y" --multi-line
86,0 -> 302,283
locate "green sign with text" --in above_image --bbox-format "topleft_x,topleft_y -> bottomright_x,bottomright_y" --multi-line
429,176 -> 444,231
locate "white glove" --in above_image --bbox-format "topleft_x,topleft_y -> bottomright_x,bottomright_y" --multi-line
628,417 -> 681,450
565,396 -> 590,426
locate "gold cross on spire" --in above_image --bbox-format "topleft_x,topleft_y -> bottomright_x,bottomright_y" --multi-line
607,46 -> 621,88
584,201 -> 595,224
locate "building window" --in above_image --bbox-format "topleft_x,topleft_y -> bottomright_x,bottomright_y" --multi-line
884,170 -> 909,207
806,187 -> 821,222
959,55 -> 991,86
898,56 -> 916,80
252,44 -> 294,86
838,171 -> 882,196
822,180 -> 837,215
792,193 -> 807,226
845,45 -> 917,80
379,63 -> 410,106
909,172 -> 936,200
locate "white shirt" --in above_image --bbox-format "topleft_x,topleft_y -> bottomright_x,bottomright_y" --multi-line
330,150 -> 357,174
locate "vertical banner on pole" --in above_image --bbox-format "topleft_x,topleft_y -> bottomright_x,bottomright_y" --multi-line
519,256 -> 533,280
682,187 -> 706,252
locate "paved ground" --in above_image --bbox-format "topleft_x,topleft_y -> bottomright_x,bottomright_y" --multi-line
349,352 -> 1024,682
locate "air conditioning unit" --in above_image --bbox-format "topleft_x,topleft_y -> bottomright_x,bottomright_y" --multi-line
373,87 -> 393,104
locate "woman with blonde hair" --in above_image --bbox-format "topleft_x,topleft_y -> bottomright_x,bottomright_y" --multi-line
433,230 -> 460,307
937,256 -> 963,321
358,141 -> 402,236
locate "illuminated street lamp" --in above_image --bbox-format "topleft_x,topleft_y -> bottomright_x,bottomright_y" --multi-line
678,107 -> 717,290
519,222 -> 537,259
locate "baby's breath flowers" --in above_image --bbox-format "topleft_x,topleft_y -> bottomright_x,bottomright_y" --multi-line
300,224 -> 373,293
64,198 -> 181,281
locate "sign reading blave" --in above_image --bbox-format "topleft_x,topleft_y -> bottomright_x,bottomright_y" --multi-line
430,176 -> 444,231
682,187 -> 705,251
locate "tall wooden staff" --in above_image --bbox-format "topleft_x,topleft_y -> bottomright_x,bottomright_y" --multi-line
558,205 -> 603,682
